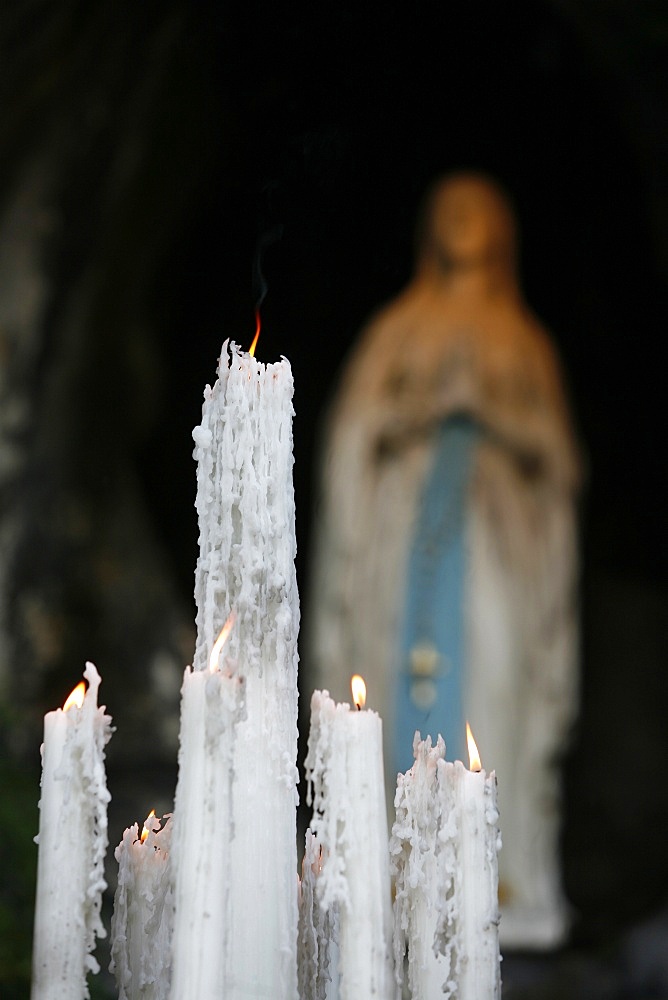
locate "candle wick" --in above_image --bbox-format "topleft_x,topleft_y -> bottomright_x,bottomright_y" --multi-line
355,703 -> 361,712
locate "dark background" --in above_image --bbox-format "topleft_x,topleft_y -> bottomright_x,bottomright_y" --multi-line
1,1 -> 667,996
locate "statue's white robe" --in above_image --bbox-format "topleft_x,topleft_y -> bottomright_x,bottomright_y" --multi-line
307,279 -> 580,948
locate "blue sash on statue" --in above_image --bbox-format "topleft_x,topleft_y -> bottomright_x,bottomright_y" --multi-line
394,414 -> 480,775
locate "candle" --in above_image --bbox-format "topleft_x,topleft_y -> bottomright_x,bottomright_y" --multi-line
390,726 -> 501,1000
110,811 -> 173,1000
449,724 -> 501,1000
297,829 -> 339,1000
31,662 -> 112,1000
175,338 -> 299,997
305,680 -> 393,1000
390,733 -> 451,998
170,621 -> 244,999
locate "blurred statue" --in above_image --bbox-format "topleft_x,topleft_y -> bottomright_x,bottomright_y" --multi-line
308,173 -> 581,948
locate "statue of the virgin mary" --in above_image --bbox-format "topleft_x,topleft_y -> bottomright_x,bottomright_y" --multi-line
307,173 -> 582,948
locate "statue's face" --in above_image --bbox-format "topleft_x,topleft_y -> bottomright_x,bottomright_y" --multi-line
429,178 -> 514,266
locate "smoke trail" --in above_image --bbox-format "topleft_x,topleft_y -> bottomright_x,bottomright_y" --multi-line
252,224 -> 284,311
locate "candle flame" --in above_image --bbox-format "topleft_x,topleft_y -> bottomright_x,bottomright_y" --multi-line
209,612 -> 237,672
249,310 -> 261,358
63,682 -> 86,712
351,674 -> 366,710
140,809 -> 156,844
466,722 -> 482,772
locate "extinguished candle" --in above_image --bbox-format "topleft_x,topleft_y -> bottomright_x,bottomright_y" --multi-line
177,338 -> 299,997
391,733 -> 452,998
110,811 -> 172,1000
306,680 -> 393,1000
297,829 -> 339,1000
31,662 -> 112,1000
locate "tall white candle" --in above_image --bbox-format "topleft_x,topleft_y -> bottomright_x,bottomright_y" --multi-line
170,636 -> 244,999
110,812 -> 173,1000
184,339 -> 299,997
305,681 -> 393,1000
31,662 -> 112,1000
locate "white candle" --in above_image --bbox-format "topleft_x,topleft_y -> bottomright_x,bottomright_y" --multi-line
31,662 -> 112,1000
391,726 -> 501,1000
305,681 -> 393,1000
297,830 -> 339,1000
390,733 -> 451,998
174,339 -> 299,998
170,637 -> 244,999
110,812 -> 172,1000
448,725 -> 501,1000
